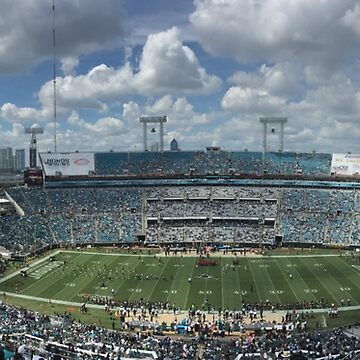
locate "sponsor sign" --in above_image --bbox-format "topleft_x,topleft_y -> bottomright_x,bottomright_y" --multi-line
39,152 -> 95,176
331,154 -> 360,175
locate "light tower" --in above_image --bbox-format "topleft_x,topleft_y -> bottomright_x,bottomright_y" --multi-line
259,117 -> 287,153
25,127 -> 44,168
139,116 -> 167,152
259,117 -> 287,173
52,0 -> 58,152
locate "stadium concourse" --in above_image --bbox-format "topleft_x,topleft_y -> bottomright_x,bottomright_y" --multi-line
1,150 -> 360,359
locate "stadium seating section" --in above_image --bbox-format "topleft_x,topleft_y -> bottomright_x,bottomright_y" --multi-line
94,150 -> 332,176
2,185 -> 360,254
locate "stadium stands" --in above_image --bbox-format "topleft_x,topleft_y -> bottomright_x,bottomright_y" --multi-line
93,150 -> 332,177
1,184 -> 360,255
1,151 -> 360,359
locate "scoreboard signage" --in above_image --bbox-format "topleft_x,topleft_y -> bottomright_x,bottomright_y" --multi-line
331,153 -> 360,176
39,152 -> 95,176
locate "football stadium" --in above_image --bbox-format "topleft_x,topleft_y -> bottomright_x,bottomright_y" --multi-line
1,1 -> 360,359
1,147 -> 360,359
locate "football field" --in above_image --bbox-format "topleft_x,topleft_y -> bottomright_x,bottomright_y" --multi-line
1,251 -> 359,310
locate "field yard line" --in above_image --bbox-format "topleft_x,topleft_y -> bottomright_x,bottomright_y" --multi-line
183,261 -> 197,310
67,274 -> 99,303
336,257 -> 360,293
280,259 -> 317,303
262,261 -> 281,304
19,253 -> 83,295
275,259 -> 301,303
112,258 -> 142,298
248,261 -> 262,302
298,257 -> 339,305
146,258 -> 171,302
234,263 -> 243,306
220,258 -> 224,310
202,266 -> 210,307
49,253 -> 99,301
66,254 -> 119,302
166,258 -> 183,303
316,262 -> 358,306
128,259 -> 158,303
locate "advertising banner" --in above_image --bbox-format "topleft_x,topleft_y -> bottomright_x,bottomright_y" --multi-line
331,154 -> 360,175
39,152 -> 95,176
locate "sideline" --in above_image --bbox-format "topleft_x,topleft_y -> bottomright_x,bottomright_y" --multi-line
64,249 -> 346,259
1,291 -> 360,315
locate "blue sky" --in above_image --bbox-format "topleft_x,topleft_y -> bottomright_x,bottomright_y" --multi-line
0,0 -> 360,154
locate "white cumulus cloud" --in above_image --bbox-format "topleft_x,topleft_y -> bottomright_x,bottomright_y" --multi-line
0,0 -> 125,74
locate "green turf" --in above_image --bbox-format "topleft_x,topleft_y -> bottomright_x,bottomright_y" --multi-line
1,251 -> 360,310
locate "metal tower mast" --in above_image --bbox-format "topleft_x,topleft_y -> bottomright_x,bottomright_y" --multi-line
259,117 -> 288,173
139,116 -> 168,152
52,0 -> 57,152
259,117 -> 287,153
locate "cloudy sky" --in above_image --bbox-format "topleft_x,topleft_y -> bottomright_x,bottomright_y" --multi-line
1,0 -> 360,154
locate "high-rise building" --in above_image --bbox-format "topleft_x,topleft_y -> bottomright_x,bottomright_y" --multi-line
14,149 -> 26,171
170,138 -> 179,151
0,147 -> 13,171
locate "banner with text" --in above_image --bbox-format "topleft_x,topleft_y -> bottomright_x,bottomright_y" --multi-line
39,152 -> 95,176
331,154 -> 360,175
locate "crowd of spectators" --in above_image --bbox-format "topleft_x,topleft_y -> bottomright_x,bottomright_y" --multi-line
94,150 -> 332,177
145,186 -> 277,245
1,186 -> 360,255
0,300 -> 359,359
280,189 -> 360,246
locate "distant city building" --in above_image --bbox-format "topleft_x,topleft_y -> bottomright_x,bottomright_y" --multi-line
0,147 -> 13,171
14,149 -> 26,171
170,138 -> 178,151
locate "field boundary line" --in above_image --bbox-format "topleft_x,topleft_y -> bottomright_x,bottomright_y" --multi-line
2,291 -> 360,314
63,250 -> 156,257
59,250 -> 345,259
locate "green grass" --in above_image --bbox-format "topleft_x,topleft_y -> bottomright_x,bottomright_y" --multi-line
1,251 -> 360,310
